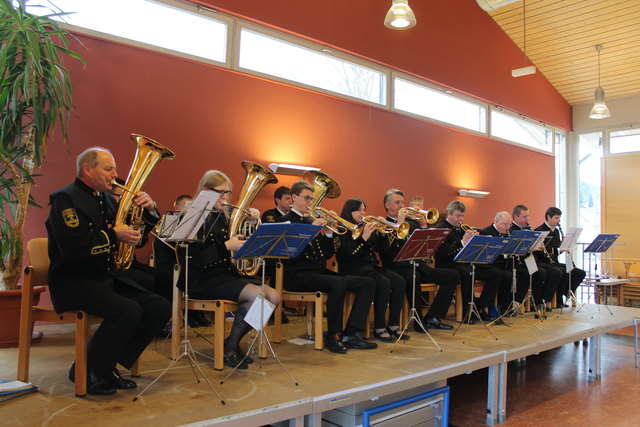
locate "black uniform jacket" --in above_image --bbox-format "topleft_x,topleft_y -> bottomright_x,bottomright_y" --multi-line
261,207 -> 285,224
46,178 -> 158,313
433,219 -> 464,269
377,217 -> 422,270
533,222 -> 561,264
336,229 -> 380,274
478,224 -> 510,269
276,210 -> 335,281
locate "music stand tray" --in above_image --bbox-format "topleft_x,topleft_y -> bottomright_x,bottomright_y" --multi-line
452,235 -> 509,340
221,222 -> 321,385
391,228 -> 450,352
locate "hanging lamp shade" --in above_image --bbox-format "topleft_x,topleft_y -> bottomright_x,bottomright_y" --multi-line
384,0 -> 417,30
589,87 -> 611,119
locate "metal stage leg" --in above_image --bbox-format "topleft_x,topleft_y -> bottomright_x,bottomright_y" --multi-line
635,318 -> 639,368
486,362 -> 507,425
588,334 -> 602,382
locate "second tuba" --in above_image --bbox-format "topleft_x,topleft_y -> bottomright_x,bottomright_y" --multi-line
228,161 -> 278,276
113,134 -> 175,270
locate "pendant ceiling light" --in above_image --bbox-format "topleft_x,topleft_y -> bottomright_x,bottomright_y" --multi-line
384,0 -> 417,30
511,0 -> 536,77
589,44 -> 611,120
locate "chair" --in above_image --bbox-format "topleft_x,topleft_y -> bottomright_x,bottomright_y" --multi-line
169,265 -> 243,371
273,261 -> 325,350
17,238 -> 140,397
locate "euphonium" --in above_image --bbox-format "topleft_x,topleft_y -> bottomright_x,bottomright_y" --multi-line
362,216 -> 410,239
113,134 -> 175,270
228,161 -> 278,276
310,207 -> 363,239
400,207 -> 439,225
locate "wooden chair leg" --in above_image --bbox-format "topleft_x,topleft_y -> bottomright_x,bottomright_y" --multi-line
314,292 -> 324,350
75,312 -> 89,397
214,302 -> 225,371
130,359 -> 141,377
455,283 -> 463,322
17,267 -> 35,383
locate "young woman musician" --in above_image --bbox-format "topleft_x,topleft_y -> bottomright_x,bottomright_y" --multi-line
183,170 -> 281,369
337,198 -> 408,341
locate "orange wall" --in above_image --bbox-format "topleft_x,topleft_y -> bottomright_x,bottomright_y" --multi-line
25,0 -> 564,270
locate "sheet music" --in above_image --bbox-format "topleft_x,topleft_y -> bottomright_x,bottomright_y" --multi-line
531,231 -> 549,251
166,190 -> 219,241
524,254 -> 538,275
245,295 -> 275,331
156,212 -> 180,238
559,227 -> 582,252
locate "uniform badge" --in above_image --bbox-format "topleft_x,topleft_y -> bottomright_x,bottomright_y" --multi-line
266,215 -> 275,223
61,208 -> 79,228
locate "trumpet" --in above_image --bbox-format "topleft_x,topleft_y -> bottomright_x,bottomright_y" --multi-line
400,207 -> 439,225
460,223 -> 477,233
309,207 -> 363,239
362,216 -> 410,239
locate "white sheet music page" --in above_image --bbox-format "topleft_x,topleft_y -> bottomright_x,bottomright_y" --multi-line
559,227 -> 582,252
245,295 -> 275,331
167,190 -> 219,241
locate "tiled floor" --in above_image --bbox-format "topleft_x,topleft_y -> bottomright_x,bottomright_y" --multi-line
448,326 -> 640,426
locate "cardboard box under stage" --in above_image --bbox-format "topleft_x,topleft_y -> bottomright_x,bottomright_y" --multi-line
1,304 -> 638,426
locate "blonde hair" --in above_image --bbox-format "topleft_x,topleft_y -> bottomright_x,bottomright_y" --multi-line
195,170 -> 231,196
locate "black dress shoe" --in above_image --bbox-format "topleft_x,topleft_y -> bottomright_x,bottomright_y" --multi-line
195,311 -> 212,327
68,362 -> 117,395
479,312 -> 496,322
236,348 -> 254,364
108,369 -> 137,390
372,329 -> 394,342
223,352 -> 248,370
341,334 -> 377,350
424,317 -> 453,330
462,313 -> 476,325
388,327 -> 409,341
325,333 -> 348,354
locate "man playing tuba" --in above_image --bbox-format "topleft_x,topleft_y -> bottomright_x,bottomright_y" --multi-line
46,147 -> 171,396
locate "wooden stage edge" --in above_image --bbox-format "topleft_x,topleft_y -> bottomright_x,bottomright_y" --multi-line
4,304 -> 639,427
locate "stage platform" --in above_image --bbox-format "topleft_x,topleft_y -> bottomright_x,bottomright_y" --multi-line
1,303 -> 639,426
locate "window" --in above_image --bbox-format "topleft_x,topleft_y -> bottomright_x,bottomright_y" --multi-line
577,132 -> 602,244
555,131 -> 567,215
238,28 -> 387,105
28,0 -> 228,63
490,110 -> 552,152
393,77 -> 486,133
610,128 -> 640,154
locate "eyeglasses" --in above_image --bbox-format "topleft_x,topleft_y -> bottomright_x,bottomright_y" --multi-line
299,195 -> 315,203
206,187 -> 233,197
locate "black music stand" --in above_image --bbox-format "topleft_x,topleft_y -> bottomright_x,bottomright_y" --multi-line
452,235 -> 509,340
390,228 -> 450,353
220,222 -> 321,385
584,234 -> 620,280
489,230 -> 542,328
133,197 -> 224,403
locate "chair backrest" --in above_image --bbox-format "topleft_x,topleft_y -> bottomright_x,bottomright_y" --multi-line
27,238 -> 50,288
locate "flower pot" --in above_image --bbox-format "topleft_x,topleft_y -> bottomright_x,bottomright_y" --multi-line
0,286 -> 45,348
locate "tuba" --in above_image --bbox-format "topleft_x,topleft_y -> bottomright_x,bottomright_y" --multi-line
113,134 -> 175,270
400,207 -> 440,225
362,216 -> 410,239
228,161 -> 278,276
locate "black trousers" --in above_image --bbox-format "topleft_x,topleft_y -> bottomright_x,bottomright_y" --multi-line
557,264 -> 586,302
393,264 -> 458,320
512,266 -> 546,305
286,270 -> 375,334
537,263 -> 564,303
343,266 -> 406,329
453,264 -> 508,311
76,279 -> 171,377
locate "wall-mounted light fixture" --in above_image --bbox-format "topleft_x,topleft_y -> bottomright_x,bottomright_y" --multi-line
384,0 -> 417,30
268,163 -> 320,176
458,189 -> 490,198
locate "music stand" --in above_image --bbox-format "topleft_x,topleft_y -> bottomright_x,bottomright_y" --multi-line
452,235 -> 509,340
220,222 -> 321,385
390,228 -> 450,353
584,234 -> 620,280
558,227 -> 582,309
133,192 -> 224,403
488,230 -> 541,328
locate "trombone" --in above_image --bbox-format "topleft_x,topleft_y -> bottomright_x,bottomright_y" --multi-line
309,207 -> 363,239
362,216 -> 410,239
400,207 -> 439,225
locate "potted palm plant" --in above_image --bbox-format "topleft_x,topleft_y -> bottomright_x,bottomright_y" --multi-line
0,0 -> 83,346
